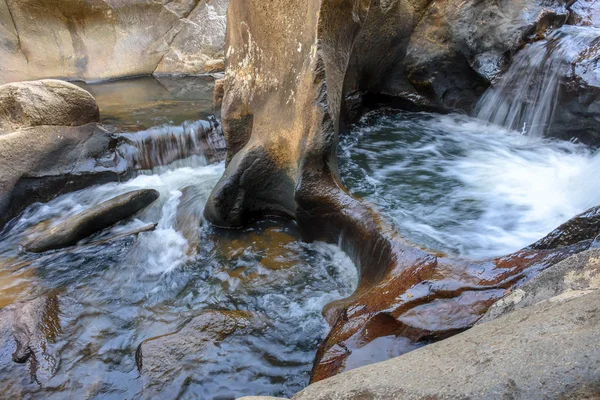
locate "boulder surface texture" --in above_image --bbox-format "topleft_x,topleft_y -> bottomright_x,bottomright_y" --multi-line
0,0 -> 228,83
0,79 -> 126,230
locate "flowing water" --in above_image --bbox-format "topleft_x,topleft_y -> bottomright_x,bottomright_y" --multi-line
475,25 -> 600,137
0,76 -> 357,399
339,111 -> 600,259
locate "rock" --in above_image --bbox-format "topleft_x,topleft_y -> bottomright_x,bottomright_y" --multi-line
292,290 -> 600,400
206,0 -> 599,383
154,0 -> 228,75
528,205 -> 600,250
137,310 -> 257,393
0,294 -> 62,387
0,0 -> 228,84
0,79 -> 99,133
479,248 -> 600,323
0,123 -> 127,230
403,0 -> 567,111
24,189 -> 160,253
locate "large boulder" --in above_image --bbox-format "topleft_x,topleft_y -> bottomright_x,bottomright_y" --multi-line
0,0 -> 228,84
402,0 -> 568,111
0,80 -> 127,230
23,189 -> 160,253
0,123 -> 127,230
206,0 -> 600,384
0,79 -> 99,132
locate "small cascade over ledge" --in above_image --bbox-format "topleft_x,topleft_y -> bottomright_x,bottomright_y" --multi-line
118,118 -> 227,170
475,25 -> 600,137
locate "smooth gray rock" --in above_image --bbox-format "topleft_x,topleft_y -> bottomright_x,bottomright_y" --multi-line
24,189 -> 160,253
292,291 -> 600,400
479,248 -> 600,323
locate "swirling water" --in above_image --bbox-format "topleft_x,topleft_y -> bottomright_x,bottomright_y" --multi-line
0,77 -> 357,399
339,111 -> 600,259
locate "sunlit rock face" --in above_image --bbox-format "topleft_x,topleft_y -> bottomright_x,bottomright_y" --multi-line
206,0 -> 598,384
0,0 -> 228,83
0,80 -> 125,229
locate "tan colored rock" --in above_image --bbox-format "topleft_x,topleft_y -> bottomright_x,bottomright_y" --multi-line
0,0 -> 228,83
0,79 -> 99,133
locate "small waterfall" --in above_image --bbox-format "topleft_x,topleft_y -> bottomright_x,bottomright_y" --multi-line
475,26 -> 600,136
118,118 -> 227,170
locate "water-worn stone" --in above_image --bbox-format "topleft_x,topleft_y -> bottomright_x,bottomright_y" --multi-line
0,0 -> 228,84
480,248 -> 600,323
137,310 -> 257,394
207,0 -> 599,383
404,0 -> 568,111
0,123 -> 127,230
0,294 -> 62,387
0,79 -> 99,133
24,189 -> 160,253
292,290 -> 600,400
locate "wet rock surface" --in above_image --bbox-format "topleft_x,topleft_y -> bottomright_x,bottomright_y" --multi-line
24,189 -> 160,253
292,289 -> 600,400
0,293 -> 62,389
0,79 -> 99,132
0,0 -> 228,83
480,248 -> 600,323
137,310 -> 261,394
208,0 -> 600,385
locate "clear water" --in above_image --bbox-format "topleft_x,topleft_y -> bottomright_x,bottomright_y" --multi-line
0,77 -> 357,399
339,111 -> 600,259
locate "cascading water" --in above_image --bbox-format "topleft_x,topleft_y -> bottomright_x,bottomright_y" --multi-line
339,111 -> 600,259
475,25 -> 600,137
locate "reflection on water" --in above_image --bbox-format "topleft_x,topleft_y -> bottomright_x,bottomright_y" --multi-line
339,111 -> 600,258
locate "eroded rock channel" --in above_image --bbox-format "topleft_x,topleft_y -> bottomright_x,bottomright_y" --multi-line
0,0 -> 599,399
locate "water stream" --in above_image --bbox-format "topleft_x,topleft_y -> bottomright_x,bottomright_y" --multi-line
339,111 -> 600,259
0,77 -> 357,399
475,25 -> 600,137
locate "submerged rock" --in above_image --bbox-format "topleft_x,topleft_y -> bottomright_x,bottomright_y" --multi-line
137,310 -> 259,394
0,293 -> 62,387
0,79 -> 99,133
24,189 -> 160,253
